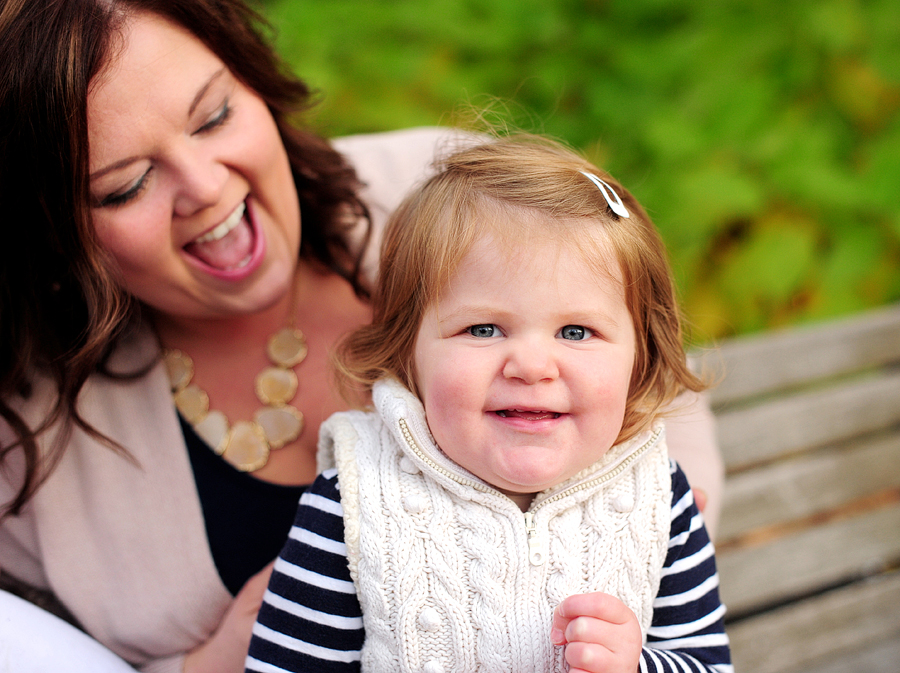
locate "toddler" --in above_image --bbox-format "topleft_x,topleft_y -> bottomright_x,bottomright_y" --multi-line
246,137 -> 732,673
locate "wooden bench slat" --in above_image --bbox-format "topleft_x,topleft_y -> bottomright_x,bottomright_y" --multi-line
717,502 -> 900,615
788,637 -> 900,673
716,369 -> 900,471
705,302 -> 900,671
718,429 -> 900,541
694,303 -> 900,406
727,570 -> 900,673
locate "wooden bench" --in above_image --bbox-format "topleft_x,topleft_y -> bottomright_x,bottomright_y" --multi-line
692,302 -> 900,673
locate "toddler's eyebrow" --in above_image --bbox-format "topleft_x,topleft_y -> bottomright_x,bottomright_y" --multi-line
435,305 -> 507,325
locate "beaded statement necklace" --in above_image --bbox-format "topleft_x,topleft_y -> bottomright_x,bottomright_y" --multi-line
163,326 -> 308,472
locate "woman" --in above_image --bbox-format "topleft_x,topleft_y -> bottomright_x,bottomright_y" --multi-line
0,1 -> 723,671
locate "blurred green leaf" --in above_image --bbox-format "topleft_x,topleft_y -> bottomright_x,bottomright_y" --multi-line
261,0 -> 900,340
718,217 -> 817,301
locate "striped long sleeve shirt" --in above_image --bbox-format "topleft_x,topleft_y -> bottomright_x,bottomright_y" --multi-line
246,461 -> 732,673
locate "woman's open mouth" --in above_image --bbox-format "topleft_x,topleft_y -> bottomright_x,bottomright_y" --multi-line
183,202 -> 255,271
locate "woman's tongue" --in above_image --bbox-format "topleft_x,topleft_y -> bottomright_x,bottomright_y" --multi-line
184,218 -> 253,270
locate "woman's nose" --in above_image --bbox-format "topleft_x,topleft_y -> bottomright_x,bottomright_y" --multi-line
172,146 -> 228,217
502,338 -> 559,384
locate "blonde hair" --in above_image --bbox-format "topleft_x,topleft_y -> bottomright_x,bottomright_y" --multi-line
337,135 -> 705,443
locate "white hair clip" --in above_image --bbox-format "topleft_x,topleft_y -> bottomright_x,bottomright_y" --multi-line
579,171 -> 630,218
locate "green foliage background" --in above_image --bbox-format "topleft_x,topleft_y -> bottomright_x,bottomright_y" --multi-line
260,0 -> 900,343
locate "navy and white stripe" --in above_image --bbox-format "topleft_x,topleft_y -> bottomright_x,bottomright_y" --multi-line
643,462 -> 733,672
245,463 -> 732,672
247,469 -> 362,673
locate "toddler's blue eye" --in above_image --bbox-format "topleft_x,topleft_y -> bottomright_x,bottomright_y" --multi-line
467,324 -> 499,338
560,325 -> 589,341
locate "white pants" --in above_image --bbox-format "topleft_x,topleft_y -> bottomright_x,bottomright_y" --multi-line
0,590 -> 135,672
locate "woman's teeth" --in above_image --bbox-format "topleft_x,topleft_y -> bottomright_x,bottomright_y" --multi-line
194,203 -> 246,244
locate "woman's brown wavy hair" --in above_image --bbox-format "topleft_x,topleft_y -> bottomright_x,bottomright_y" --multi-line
336,136 -> 705,446
0,0 -> 370,515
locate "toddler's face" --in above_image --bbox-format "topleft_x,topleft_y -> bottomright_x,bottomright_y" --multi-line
412,225 -> 636,510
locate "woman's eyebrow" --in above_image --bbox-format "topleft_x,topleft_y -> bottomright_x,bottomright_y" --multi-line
90,68 -> 229,181
189,67 -> 227,116
90,155 -> 141,182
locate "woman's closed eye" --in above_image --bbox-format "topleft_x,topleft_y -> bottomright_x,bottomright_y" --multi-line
194,99 -> 233,135
94,101 -> 232,208
96,167 -> 153,208
558,325 -> 593,341
467,324 -> 502,338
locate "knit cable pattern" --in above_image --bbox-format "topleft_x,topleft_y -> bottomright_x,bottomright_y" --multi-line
322,378 -> 671,672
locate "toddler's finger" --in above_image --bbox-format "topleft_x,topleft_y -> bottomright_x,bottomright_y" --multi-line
558,592 -> 632,624
564,615 -> 617,648
550,605 -> 571,645
563,639 -> 615,673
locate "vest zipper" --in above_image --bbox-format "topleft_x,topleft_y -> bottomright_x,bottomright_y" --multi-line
397,418 -> 500,495
523,511 -> 545,566
522,426 -> 662,566
397,419 -> 662,568
531,426 -> 662,511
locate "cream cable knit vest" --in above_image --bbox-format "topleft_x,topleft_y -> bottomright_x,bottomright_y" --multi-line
318,378 -> 671,673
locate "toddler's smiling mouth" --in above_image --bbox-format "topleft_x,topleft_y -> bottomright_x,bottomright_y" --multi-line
495,409 -> 561,420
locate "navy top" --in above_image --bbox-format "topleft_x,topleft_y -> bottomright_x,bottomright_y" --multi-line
181,415 -> 307,595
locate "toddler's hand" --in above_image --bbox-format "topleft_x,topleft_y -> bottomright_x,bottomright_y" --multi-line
550,592 -> 642,673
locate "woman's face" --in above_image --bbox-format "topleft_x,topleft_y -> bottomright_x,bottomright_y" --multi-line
87,11 -> 301,319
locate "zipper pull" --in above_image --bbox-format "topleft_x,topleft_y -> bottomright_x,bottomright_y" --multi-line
524,511 -> 546,566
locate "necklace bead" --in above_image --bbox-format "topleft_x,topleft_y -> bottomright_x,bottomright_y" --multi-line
163,327 -> 307,472
267,327 -> 308,367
